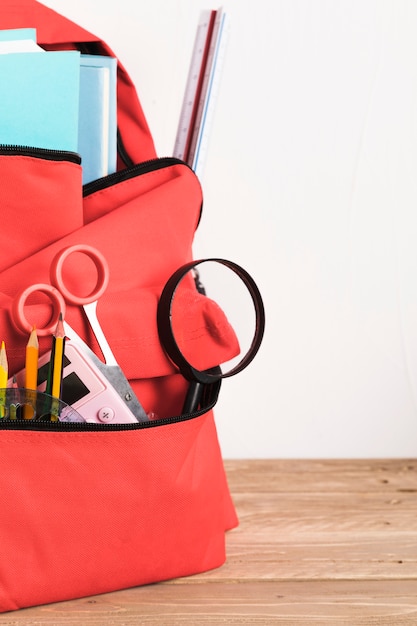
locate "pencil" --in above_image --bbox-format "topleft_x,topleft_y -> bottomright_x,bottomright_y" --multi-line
0,341 -> 7,387
24,326 -> 39,419
46,314 -> 66,420
25,326 -> 39,390
10,376 -> 19,420
0,341 -> 8,418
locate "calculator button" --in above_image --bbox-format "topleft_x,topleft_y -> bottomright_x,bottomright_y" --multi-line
97,407 -> 115,423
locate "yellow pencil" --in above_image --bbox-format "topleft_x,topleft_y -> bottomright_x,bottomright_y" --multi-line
0,341 -> 8,418
46,314 -> 66,421
0,341 -> 7,387
24,326 -> 39,419
50,315 -> 65,399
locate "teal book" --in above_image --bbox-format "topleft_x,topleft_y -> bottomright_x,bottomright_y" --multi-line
0,28 -> 42,53
0,50 -> 80,152
78,64 -> 111,183
79,54 -> 117,181
0,28 -> 37,42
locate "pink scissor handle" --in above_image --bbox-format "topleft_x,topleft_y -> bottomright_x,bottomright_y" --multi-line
12,283 -> 67,337
50,244 -> 109,306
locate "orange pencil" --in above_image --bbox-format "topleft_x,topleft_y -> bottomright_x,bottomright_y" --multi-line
24,326 -> 39,419
25,326 -> 39,391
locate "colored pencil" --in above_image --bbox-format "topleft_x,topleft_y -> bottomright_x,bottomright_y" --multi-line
25,326 -> 39,390
46,313 -> 66,420
0,341 -> 8,418
24,326 -> 39,419
0,341 -> 7,387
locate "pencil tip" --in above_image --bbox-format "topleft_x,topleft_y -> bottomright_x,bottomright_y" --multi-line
54,313 -> 66,338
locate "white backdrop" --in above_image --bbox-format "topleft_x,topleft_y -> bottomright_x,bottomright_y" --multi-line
42,0 -> 417,458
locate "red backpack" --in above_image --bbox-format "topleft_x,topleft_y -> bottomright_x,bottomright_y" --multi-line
0,1 -> 264,612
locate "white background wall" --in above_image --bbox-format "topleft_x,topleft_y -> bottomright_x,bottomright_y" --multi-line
42,0 -> 417,458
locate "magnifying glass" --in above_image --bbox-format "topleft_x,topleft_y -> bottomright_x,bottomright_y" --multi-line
157,258 -> 265,414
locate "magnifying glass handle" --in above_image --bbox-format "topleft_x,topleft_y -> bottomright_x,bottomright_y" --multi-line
182,365 -> 223,414
182,381 -> 203,414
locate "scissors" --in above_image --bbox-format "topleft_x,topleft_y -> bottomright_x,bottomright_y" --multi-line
12,243 -> 149,422
157,258 -> 266,414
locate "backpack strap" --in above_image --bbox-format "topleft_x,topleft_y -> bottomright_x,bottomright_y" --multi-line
0,0 -> 157,166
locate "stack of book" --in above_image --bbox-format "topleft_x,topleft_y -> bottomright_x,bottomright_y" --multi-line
0,27 -> 117,184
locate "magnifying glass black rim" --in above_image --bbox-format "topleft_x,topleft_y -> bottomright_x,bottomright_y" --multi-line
157,258 -> 265,385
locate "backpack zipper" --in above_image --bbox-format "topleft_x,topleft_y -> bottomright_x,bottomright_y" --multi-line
0,144 -> 81,164
82,155 -> 203,227
0,381 -> 221,432
0,399 -> 217,432
82,156 -> 191,196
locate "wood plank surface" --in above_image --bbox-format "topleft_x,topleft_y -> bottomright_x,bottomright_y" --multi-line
1,459 -> 417,625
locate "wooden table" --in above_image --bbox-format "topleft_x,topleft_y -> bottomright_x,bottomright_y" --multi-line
1,459 -> 417,625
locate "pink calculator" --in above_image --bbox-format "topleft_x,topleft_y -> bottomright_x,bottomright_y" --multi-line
13,340 -> 139,424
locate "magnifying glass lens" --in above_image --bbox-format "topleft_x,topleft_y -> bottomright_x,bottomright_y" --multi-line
169,260 -> 259,378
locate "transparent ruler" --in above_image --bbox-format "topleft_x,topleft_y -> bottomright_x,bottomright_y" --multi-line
173,7 -> 229,180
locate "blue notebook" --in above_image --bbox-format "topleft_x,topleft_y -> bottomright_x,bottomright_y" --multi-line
0,50 -> 80,152
79,54 -> 117,183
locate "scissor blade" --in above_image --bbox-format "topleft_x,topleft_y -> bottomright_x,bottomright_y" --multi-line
63,322 -> 149,422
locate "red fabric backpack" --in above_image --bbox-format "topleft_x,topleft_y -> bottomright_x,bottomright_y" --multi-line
0,1 -> 264,612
